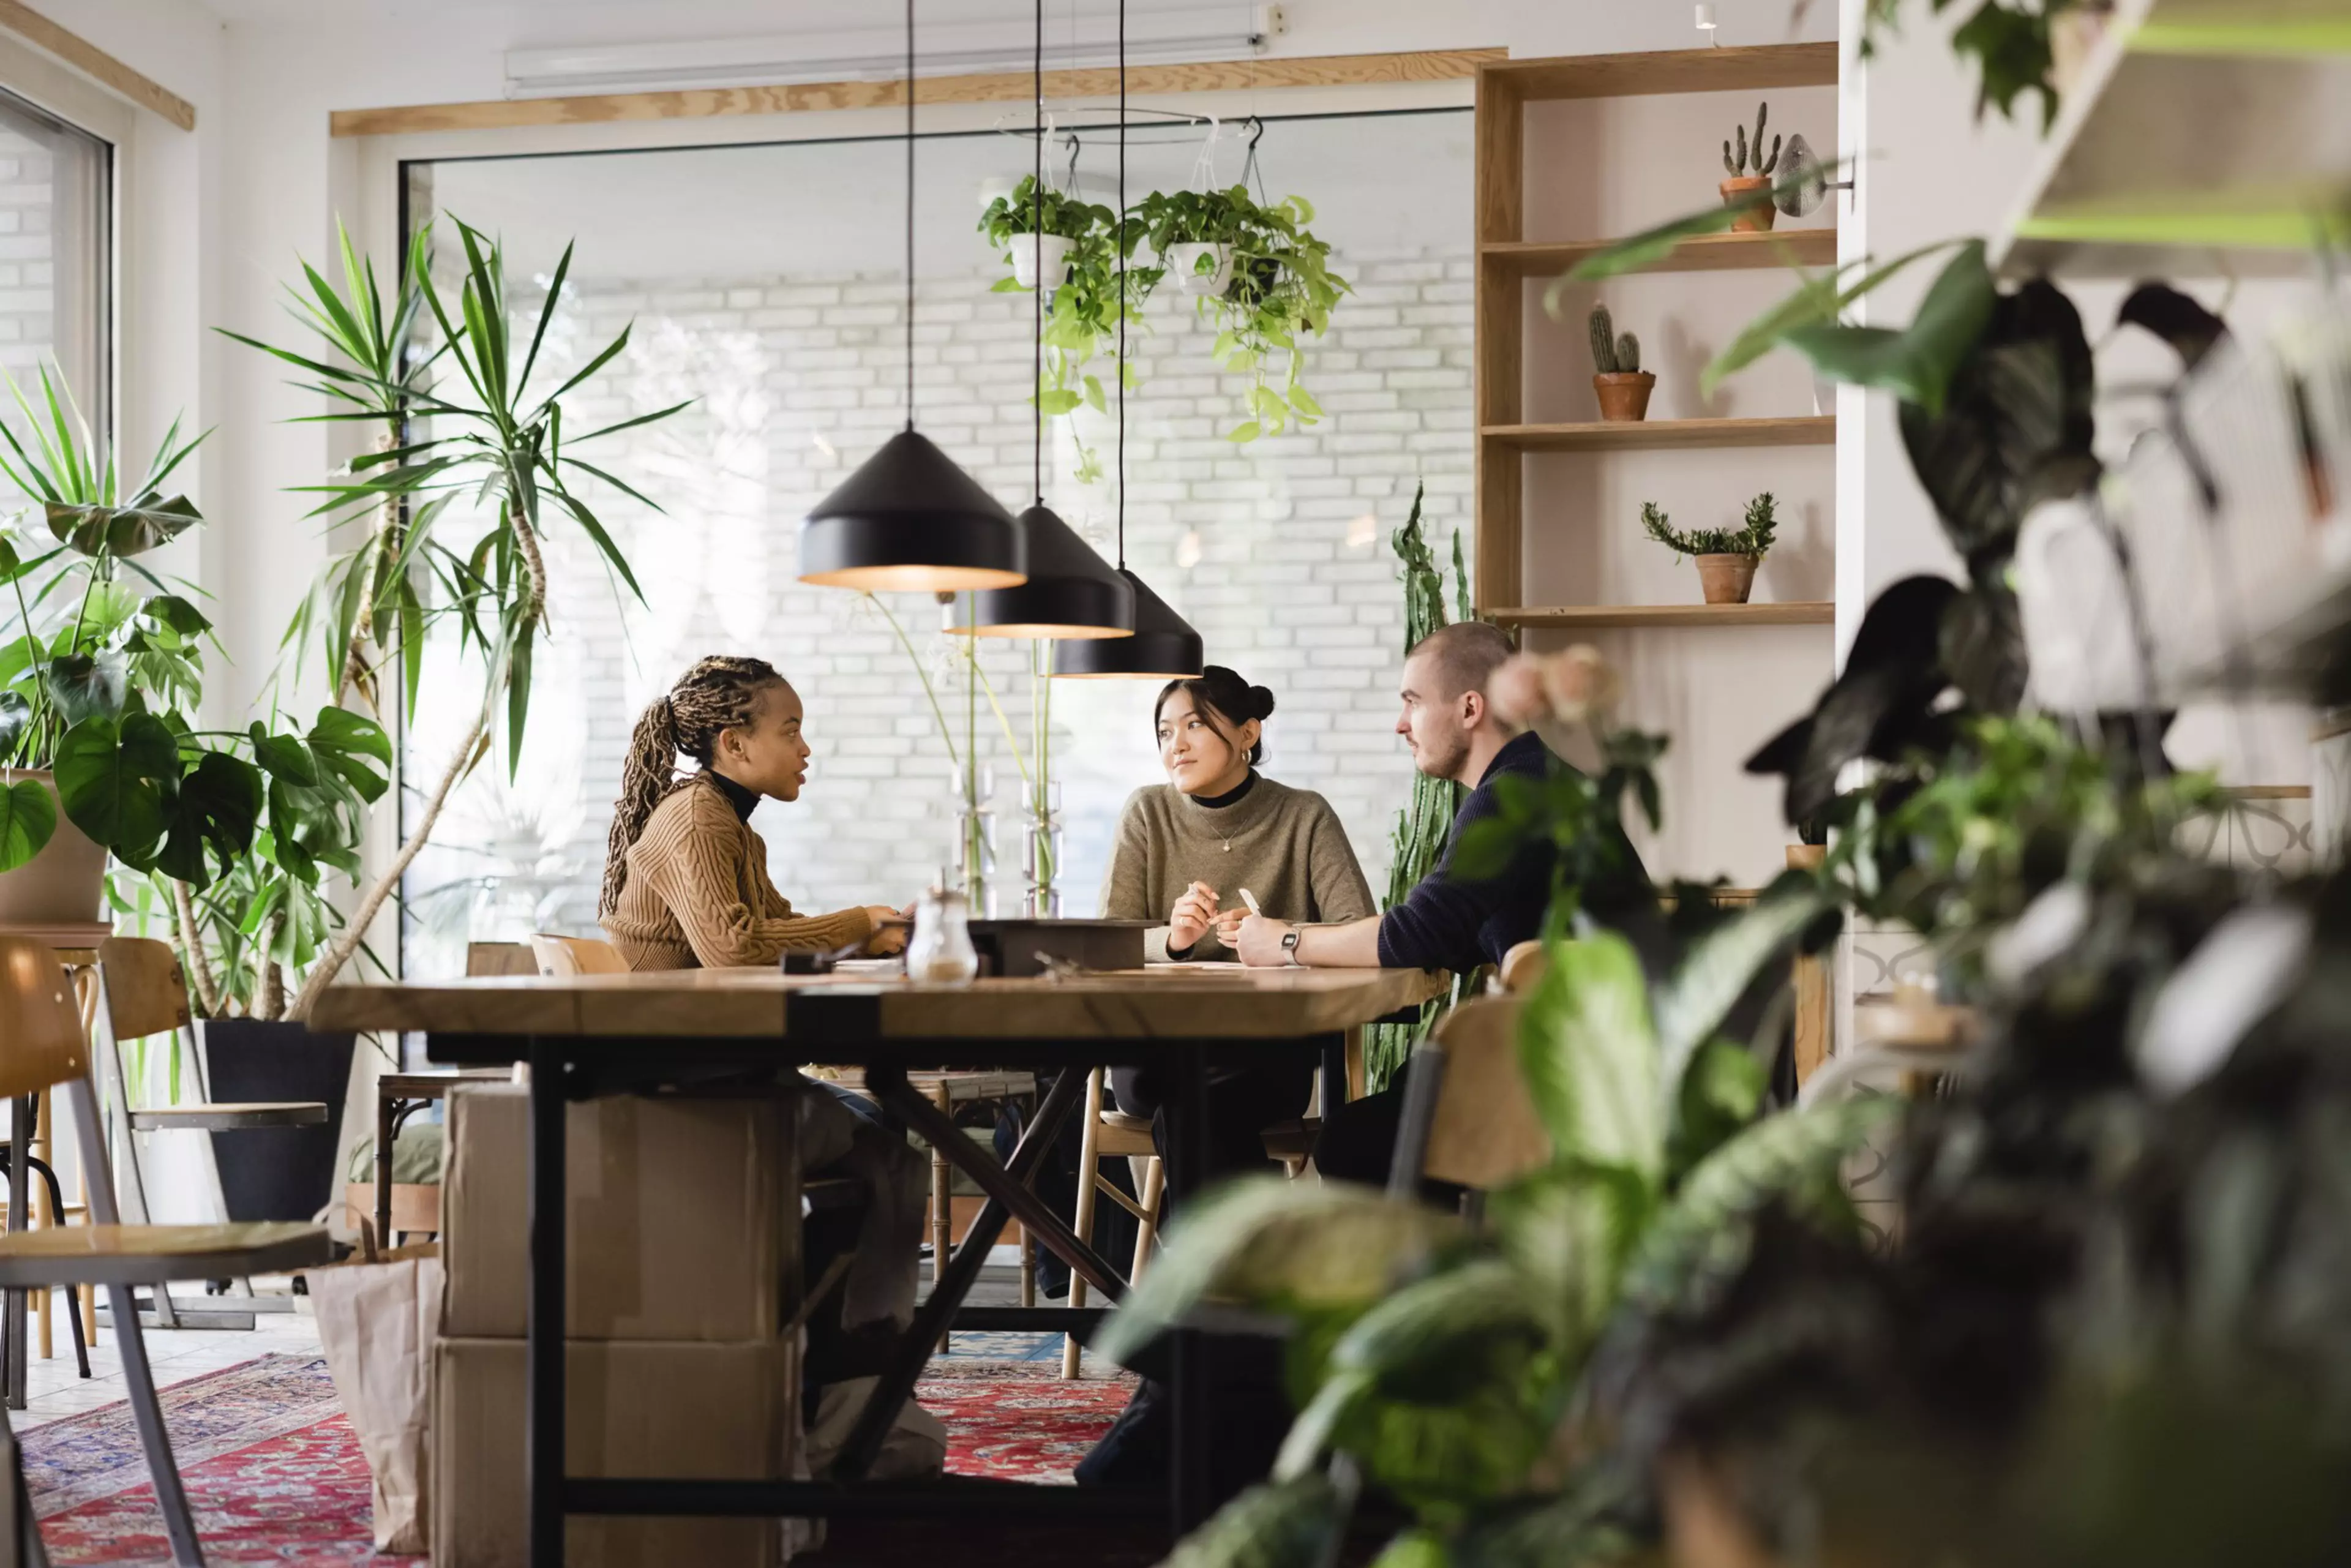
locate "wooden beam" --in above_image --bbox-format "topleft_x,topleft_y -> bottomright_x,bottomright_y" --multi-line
0,0 -> 193,131
1483,42 -> 1839,103
330,47 -> 1504,138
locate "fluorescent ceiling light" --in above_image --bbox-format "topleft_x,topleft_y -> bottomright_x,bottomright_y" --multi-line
505,7 -> 1287,100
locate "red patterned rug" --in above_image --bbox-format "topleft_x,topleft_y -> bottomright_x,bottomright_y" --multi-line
21,1354 -> 1135,1564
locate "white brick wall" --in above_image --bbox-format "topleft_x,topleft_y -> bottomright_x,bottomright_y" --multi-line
403,248 -> 1472,973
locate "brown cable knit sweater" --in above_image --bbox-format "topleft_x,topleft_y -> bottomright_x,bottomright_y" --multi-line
1100,774 -> 1375,962
602,775 -> 875,970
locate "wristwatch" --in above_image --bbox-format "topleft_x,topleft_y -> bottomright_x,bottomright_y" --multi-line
1281,929 -> 1303,966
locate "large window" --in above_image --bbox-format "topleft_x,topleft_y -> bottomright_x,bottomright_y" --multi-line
397,109 -> 1472,977
0,86 -> 108,445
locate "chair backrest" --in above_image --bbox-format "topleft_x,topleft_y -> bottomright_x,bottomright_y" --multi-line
465,940 -> 539,978
96,936 -> 191,1041
1414,998 -> 1552,1191
0,936 -> 90,1099
530,934 -> 628,977
1499,940 -> 1548,995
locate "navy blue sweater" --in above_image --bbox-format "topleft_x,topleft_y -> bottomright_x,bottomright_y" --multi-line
1376,732 -> 1649,974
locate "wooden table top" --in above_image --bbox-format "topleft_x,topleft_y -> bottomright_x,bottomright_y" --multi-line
310,964 -> 1444,1041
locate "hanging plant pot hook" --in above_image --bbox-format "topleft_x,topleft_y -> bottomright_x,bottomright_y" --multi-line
1243,116 -> 1268,204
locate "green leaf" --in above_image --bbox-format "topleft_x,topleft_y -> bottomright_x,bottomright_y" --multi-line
308,703 -> 393,766
249,722 -> 321,787
45,495 -> 203,558
1369,1531 -> 1451,1568
1035,388 -> 1082,416
1670,1038 -> 1770,1178
54,711 -> 178,858
1518,932 -> 1662,1178
1652,887 -> 1834,1106
1163,1476 -> 1343,1568
1090,1177 -> 1455,1368
1782,241 -> 1995,417
1288,384 -> 1324,419
1226,421 -> 1264,443
1489,1160 -> 1653,1356
506,618 -> 535,778
0,776 -> 55,872
0,688 -> 29,757
157,750 -> 264,888
1556,200 -> 1757,291
1700,240 -> 1967,398
1082,375 -> 1106,413
1325,1258 -> 1545,1402
1621,1096 -> 1899,1313
45,654 -> 129,726
140,594 -> 212,637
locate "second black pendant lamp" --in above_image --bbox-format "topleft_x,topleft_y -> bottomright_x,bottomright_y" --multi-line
1054,0 -> 1204,681
953,0 -> 1133,641
800,0 -> 1026,593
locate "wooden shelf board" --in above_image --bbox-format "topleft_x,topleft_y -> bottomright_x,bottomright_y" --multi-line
1483,416 -> 1835,452
1493,602 -> 1835,629
1483,228 -> 1837,278
1482,42 -> 1837,102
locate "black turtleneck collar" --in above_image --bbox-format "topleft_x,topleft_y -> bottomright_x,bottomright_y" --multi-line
703,768 -> 760,822
1193,770 -> 1258,811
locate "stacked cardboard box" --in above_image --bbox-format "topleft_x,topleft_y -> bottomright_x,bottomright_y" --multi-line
435,1086 -> 800,1567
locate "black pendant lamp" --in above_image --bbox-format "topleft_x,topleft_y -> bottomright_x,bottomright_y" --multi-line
1054,0 -> 1204,681
800,0 -> 1026,594
953,0 -> 1133,640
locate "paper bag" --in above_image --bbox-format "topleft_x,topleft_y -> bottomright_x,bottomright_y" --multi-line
306,1247 -> 443,1553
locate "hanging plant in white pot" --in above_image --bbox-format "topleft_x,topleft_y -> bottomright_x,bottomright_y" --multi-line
1134,183 -> 1349,443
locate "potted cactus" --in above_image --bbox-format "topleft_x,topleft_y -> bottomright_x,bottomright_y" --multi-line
1721,101 -> 1783,233
1643,493 -> 1779,605
1589,304 -> 1655,422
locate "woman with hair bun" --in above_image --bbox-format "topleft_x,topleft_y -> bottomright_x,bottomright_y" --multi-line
1098,663 -> 1373,1169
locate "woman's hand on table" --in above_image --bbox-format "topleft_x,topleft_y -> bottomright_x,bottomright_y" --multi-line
1168,881 -> 1221,952
1209,906 -> 1250,946
863,906 -> 910,956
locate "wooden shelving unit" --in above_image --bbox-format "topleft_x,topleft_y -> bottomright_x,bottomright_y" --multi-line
1484,416 -> 1835,453
1481,228 -> 1839,279
1492,602 -> 1835,629
1474,40 -> 1840,614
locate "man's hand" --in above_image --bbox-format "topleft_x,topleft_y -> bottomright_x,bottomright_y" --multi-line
1235,915 -> 1296,968
1168,880 -> 1221,952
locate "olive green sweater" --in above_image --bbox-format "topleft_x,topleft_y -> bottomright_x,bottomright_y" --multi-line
1100,775 -> 1375,962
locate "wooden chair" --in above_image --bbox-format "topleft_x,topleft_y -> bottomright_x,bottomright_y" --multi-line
1065,1067 -> 1164,1379
1499,940 -> 1549,996
530,932 -> 630,977
0,934 -> 331,1567
1387,998 -> 1552,1197
92,939 -> 330,1331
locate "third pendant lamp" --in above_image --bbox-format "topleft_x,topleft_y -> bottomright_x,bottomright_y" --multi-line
953,0 -> 1133,641
799,0 -> 1026,594
1054,0 -> 1203,680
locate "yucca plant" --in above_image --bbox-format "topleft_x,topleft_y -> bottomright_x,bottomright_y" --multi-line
228,217 -> 683,1021
1100,892 -> 1889,1566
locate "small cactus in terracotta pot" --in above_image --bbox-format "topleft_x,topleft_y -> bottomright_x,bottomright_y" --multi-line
1720,100 -> 1782,233
1589,304 -> 1655,422
1643,493 -> 1779,606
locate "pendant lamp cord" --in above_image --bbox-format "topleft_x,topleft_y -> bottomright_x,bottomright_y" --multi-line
1032,0 -> 1043,505
904,0 -> 917,430
1115,0 -> 1127,570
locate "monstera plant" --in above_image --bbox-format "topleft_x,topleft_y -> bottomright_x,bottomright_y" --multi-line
0,367 -> 379,931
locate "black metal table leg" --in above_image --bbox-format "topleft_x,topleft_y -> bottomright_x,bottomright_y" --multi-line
1319,1032 -> 1349,1132
527,1040 -> 566,1568
374,1089 -> 398,1248
833,1065 -> 1087,1480
1165,1060 -> 1212,1536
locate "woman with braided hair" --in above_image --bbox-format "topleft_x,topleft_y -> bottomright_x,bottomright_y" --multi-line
601,655 -> 910,969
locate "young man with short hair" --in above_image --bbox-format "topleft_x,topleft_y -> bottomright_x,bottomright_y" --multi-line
1232,620 -> 1651,1185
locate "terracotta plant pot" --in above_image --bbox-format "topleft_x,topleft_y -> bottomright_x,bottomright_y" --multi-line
1720,175 -> 1778,233
1696,553 -> 1760,605
1592,372 -> 1655,422
0,771 -> 106,924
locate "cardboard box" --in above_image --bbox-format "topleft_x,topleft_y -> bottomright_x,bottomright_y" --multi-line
443,1086 -> 794,1340
433,1337 -> 795,1568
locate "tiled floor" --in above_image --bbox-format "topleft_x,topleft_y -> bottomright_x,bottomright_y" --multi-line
12,1285 -> 326,1430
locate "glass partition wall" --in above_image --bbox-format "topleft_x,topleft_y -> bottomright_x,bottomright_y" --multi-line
0,86 -> 110,498
399,108 -> 1472,976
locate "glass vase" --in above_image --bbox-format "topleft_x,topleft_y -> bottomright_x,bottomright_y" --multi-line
953,763 -> 997,920
1023,781 -> 1064,919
